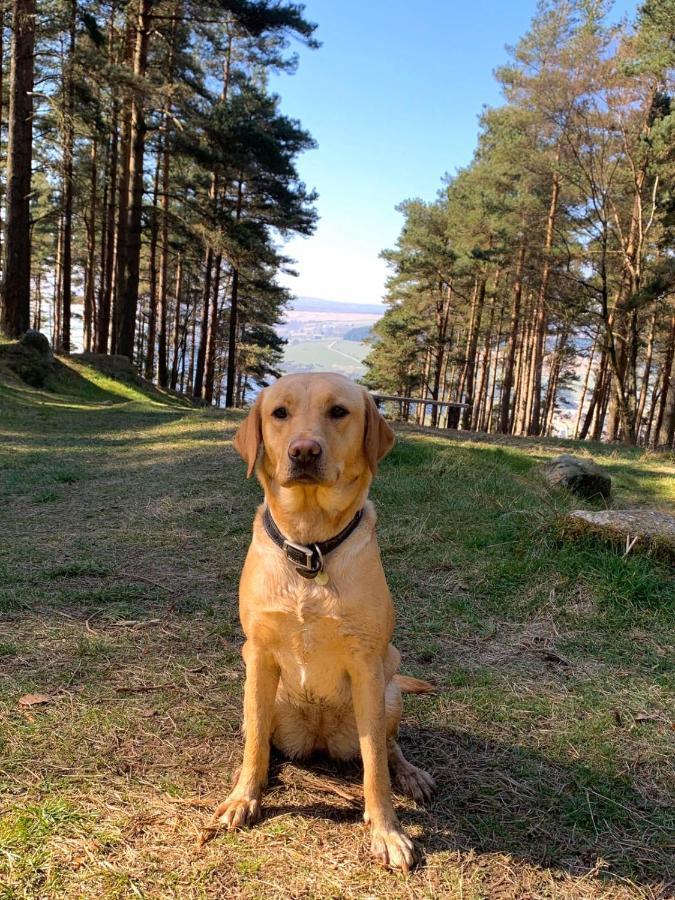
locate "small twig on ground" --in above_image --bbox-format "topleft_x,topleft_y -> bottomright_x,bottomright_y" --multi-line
623,533 -> 639,557
114,684 -> 176,694
119,572 -> 176,593
109,618 -> 162,629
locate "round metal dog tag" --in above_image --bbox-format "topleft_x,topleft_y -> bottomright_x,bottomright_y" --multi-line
315,570 -> 329,586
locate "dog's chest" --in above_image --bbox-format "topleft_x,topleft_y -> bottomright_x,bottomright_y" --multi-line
272,585 -> 354,700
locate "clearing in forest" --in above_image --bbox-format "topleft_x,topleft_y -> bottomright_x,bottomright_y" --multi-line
0,357 -> 673,899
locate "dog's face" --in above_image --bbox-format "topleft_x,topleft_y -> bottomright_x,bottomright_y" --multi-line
234,373 -> 395,488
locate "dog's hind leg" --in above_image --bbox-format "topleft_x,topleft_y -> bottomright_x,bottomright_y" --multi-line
385,676 -> 435,803
387,739 -> 435,803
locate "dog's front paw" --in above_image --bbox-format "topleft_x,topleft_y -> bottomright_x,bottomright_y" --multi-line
370,824 -> 416,873
212,794 -> 261,830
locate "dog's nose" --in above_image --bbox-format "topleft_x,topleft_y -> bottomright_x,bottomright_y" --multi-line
288,438 -> 322,464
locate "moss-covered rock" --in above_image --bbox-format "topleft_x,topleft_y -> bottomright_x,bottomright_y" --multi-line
0,337 -> 55,388
542,454 -> 611,500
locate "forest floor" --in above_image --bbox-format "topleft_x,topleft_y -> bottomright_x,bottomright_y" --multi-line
0,354 -> 673,899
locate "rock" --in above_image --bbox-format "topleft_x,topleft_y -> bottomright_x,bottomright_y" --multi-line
543,454 -> 611,500
0,338 -> 55,388
564,509 -> 675,561
19,330 -> 53,359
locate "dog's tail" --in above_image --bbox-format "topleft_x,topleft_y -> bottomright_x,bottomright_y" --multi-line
394,674 -> 436,694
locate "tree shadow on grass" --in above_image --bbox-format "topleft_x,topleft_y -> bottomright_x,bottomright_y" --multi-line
256,728 -> 674,894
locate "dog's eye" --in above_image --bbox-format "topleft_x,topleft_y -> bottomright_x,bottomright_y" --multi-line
272,407 -> 288,420
329,405 -> 349,419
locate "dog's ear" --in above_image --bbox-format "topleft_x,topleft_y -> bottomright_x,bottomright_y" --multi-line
364,391 -> 395,474
233,396 -> 263,478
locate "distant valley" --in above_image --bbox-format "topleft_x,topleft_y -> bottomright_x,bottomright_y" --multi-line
278,296 -> 383,378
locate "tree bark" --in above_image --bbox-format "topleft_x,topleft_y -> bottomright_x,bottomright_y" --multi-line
653,310 -> 675,447
498,235 -> 526,433
112,80 -> 132,355
573,326 -> 599,439
193,243 -> 214,397
116,0 -> 153,360
0,2 -> 5,281
461,274 -> 486,429
204,253 -> 223,404
635,304 -> 658,440
157,131 -> 171,386
57,0 -> 76,352
1,0 -> 35,338
84,140 -> 98,352
144,147 -> 162,379
225,266 -> 239,407
156,4 -> 178,386
169,255 -> 183,390
529,166 -> 560,435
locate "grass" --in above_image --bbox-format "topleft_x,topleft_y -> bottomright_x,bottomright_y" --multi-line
0,353 -> 673,898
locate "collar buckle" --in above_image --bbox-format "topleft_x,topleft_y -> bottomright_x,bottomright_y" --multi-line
283,539 -> 321,577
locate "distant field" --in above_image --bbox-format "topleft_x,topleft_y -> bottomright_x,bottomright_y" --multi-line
282,338 -> 369,375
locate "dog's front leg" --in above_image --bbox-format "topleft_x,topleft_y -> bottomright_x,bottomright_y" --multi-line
213,640 -> 279,830
348,656 -> 416,872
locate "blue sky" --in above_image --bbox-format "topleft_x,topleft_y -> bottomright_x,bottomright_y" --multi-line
270,0 -> 637,305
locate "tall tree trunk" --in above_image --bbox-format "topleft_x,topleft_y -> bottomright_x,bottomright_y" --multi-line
193,243 -> 214,398
543,326 -> 567,434
573,326 -> 599,439
593,367 -> 612,442
486,301 -> 506,432
653,310 -> 675,447
32,269 -> 41,329
224,177 -> 244,407
658,379 -> 675,449
57,0 -> 76,352
1,0 -> 35,338
187,292 -> 197,393
643,371 -> 661,448
429,284 -> 452,427
420,347 -> 434,425
204,253 -> 223,404
112,86 -> 132,355
144,148 -> 162,379
52,217 -> 64,347
498,235 -> 526,433
116,0 -> 153,361
225,266 -> 239,407
169,255 -> 183,390
0,1 -> 5,282
157,133 -> 171,386
156,5 -> 178,386
95,4 -> 119,353
529,165 -> 560,435
514,295 -> 534,434
635,305 -> 658,440
461,274 -> 487,429
84,141 -> 98,352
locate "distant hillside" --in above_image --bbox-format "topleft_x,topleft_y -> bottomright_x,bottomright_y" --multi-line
288,296 -> 384,316
343,325 -> 373,342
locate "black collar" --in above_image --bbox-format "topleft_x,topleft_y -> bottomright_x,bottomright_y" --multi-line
262,506 -> 364,579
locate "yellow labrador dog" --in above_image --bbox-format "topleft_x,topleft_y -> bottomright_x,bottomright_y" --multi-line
213,373 -> 434,871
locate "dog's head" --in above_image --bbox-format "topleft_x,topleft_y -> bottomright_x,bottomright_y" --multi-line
233,373 -> 395,489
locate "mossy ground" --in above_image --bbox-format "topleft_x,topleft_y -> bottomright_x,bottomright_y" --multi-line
1,354 -> 673,898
